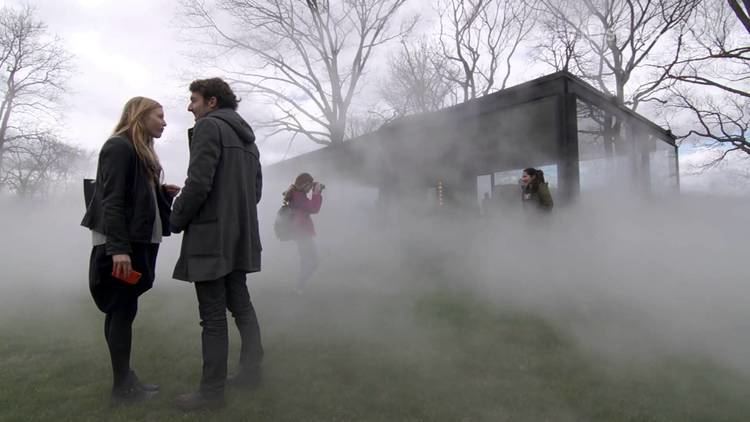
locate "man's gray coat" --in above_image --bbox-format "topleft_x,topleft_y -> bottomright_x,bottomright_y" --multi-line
170,108 -> 262,282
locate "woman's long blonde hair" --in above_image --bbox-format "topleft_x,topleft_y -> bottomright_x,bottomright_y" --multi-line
112,97 -> 163,185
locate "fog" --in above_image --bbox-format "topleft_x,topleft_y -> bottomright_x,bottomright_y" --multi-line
1,168 -> 748,382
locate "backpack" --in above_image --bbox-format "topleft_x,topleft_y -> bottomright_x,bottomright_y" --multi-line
273,204 -> 296,241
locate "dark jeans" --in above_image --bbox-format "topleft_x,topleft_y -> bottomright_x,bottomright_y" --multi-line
296,237 -> 319,289
89,243 -> 159,391
195,271 -> 264,396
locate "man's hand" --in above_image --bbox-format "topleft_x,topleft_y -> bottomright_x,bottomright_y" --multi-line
312,182 -> 322,195
112,254 -> 132,280
164,184 -> 182,198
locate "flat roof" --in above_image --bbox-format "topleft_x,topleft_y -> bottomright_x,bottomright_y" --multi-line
267,71 -> 677,184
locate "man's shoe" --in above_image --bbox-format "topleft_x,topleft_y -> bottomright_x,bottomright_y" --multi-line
130,370 -> 160,392
175,392 -> 225,411
110,385 -> 158,406
226,367 -> 262,390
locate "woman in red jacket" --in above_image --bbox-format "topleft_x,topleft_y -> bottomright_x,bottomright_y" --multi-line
283,173 -> 323,293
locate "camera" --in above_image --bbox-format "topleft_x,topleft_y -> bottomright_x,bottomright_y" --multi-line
317,183 -> 326,191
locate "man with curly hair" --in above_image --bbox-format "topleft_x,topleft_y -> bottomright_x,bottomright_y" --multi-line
171,78 -> 264,410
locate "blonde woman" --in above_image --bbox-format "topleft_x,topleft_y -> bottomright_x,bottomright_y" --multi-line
81,97 -> 179,405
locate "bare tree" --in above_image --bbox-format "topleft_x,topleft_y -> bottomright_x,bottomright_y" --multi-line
179,0 -> 415,146
538,0 -> 698,111
0,5 -> 72,177
436,0 -> 536,102
346,110 -> 392,139
380,38 -> 458,117
666,0 -> 750,164
534,0 -> 698,173
0,134 -> 88,198
671,91 -> 749,167
533,9 -> 582,72
667,0 -> 749,97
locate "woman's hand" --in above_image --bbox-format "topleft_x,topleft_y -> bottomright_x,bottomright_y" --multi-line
312,182 -> 322,194
112,254 -> 132,280
163,184 -> 181,198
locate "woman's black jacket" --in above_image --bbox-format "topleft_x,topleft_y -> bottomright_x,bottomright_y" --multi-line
81,136 -> 172,256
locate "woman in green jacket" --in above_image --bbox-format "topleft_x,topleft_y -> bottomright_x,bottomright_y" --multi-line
520,168 -> 553,212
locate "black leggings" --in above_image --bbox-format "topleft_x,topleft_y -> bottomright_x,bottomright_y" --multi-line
104,296 -> 138,389
89,243 -> 159,390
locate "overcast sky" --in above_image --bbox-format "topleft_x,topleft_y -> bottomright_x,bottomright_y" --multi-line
11,0 -> 748,193
22,0 -> 207,183
18,0 -> 425,184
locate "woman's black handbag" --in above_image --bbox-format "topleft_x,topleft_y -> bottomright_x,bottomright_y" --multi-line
274,204 -> 295,241
83,178 -> 96,208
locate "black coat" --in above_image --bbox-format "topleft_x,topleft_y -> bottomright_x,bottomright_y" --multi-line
170,108 -> 263,282
81,136 -> 172,255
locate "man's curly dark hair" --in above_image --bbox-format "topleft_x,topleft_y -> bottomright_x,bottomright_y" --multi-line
189,77 -> 240,110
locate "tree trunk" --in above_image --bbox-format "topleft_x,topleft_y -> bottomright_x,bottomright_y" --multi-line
0,90 -> 16,177
727,0 -> 750,34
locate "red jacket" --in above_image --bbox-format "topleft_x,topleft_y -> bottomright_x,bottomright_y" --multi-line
289,190 -> 322,237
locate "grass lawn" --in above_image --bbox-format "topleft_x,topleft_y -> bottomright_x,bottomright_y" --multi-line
0,277 -> 747,422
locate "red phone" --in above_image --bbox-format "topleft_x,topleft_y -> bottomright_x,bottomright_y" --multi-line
112,270 -> 142,285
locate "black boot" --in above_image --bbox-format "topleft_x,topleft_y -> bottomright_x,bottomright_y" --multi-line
226,366 -> 262,390
175,391 -> 226,411
111,382 -> 158,406
130,370 -> 160,392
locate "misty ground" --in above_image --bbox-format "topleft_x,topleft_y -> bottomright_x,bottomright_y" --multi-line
1,279 -> 747,421
1,192 -> 749,421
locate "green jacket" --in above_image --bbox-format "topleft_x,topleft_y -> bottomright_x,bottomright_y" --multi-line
522,182 -> 553,211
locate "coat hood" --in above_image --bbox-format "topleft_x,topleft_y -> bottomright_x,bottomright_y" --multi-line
205,108 -> 256,144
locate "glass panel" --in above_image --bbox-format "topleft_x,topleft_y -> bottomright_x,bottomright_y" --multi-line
476,174 -> 492,209
577,100 -> 635,191
475,96 -> 559,175
648,136 -> 679,193
491,168 -> 523,213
